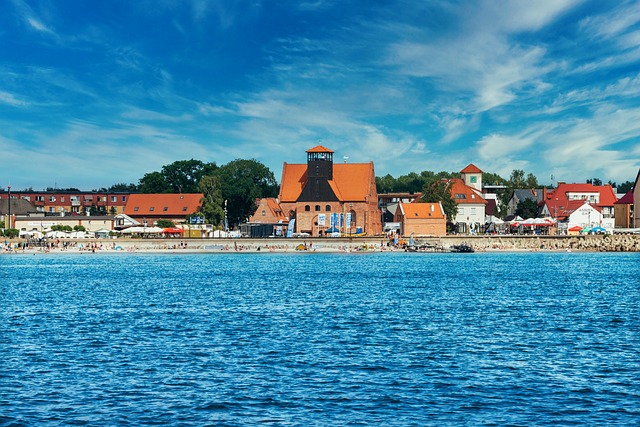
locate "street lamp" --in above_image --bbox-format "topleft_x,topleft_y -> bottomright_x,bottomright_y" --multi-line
7,184 -> 11,229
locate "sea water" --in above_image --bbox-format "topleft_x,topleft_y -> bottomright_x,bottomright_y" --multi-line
1,251 -> 639,426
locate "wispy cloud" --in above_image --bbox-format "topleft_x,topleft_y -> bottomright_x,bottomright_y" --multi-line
0,91 -> 27,107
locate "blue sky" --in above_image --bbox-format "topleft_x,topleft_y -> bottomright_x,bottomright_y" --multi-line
1,0 -> 639,191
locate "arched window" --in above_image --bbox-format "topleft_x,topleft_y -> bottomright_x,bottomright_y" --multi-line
325,205 -> 331,211
305,205 -> 310,212
315,205 -> 321,211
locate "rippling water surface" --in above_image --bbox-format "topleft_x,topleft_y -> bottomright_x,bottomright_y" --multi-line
1,251 -> 639,426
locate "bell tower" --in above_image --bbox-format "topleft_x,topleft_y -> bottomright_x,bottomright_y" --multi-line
297,145 -> 338,202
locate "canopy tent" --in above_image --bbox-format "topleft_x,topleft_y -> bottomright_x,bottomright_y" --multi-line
121,226 -> 163,234
568,225 -> 583,232
19,230 -> 44,238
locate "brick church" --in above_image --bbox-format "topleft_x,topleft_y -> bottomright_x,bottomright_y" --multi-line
250,145 -> 382,237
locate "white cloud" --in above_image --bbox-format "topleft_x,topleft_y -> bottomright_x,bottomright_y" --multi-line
0,91 -> 27,107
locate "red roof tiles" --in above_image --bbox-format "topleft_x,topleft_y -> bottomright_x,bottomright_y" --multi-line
124,193 -> 203,217
279,162 -> 375,202
460,163 -> 483,174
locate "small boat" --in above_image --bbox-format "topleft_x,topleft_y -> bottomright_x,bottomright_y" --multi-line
450,244 -> 475,253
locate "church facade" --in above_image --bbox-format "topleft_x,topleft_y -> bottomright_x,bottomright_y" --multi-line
277,145 -> 382,237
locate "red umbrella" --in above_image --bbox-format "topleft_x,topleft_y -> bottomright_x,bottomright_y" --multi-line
163,227 -> 184,233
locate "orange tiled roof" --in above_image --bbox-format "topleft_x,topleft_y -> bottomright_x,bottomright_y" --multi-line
460,163 -> 482,174
448,178 -> 487,204
265,198 -> 286,218
124,193 -> 203,216
400,202 -> 445,219
546,183 -> 618,206
306,145 -> 334,153
279,162 -> 375,202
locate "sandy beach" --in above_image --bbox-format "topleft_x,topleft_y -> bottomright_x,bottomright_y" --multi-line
3,234 -> 639,254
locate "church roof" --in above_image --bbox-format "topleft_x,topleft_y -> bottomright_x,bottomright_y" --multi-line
279,162 -> 375,203
306,145 -> 334,153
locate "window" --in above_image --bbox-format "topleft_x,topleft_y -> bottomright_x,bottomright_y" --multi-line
315,205 -> 321,211
149,207 -> 155,212
134,207 -> 139,212
262,210 -> 266,216
470,176 -> 477,183
111,196 -> 117,202
22,196 -> 31,201
122,196 -> 127,202
182,207 -> 188,211
49,196 -> 56,202
454,194 -> 466,199
60,197 -> 65,202
305,205 -> 310,211
163,207 -> 168,212
325,205 -> 331,211
35,196 -> 44,202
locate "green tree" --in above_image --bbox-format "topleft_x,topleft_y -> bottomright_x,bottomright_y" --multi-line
525,173 -> 539,189
161,159 -> 218,193
483,172 -> 507,186
4,228 -> 19,238
216,159 -> 278,226
109,183 -> 138,192
376,174 -> 397,193
515,198 -> 539,219
587,178 -> 603,186
617,180 -> 634,193
139,171 -> 170,193
509,169 -> 526,189
73,225 -> 86,232
419,179 -> 458,222
198,175 -> 225,226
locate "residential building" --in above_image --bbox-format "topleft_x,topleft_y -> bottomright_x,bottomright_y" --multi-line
123,193 -> 203,225
553,200 -> 603,232
540,182 -> 618,229
277,145 -> 382,237
245,197 -> 289,237
507,189 -> 545,217
394,202 -> 446,237
0,190 -> 130,216
248,198 -> 288,224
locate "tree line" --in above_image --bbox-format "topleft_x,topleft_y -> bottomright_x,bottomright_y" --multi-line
106,159 -> 278,228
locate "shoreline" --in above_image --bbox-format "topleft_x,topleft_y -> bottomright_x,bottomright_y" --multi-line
3,234 -> 639,254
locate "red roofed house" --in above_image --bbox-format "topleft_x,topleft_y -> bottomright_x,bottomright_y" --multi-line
248,198 -> 288,224
447,164 -> 488,233
124,193 -> 203,226
394,202 -> 446,237
614,190 -> 634,229
540,182 -> 618,230
277,145 -> 382,237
